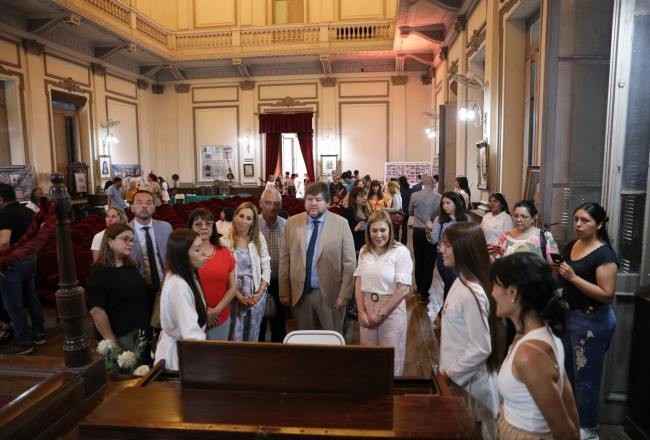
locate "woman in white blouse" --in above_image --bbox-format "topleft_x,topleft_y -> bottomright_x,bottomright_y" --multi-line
154,229 -> 207,371
439,222 -> 499,438
354,210 -> 413,375
480,193 -> 513,250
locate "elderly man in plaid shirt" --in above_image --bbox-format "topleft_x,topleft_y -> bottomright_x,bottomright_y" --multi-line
257,187 -> 287,342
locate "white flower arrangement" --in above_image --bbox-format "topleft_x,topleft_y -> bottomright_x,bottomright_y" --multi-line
96,331 -> 150,376
117,351 -> 137,369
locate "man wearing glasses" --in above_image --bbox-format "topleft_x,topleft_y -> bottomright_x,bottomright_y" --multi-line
258,188 -> 286,342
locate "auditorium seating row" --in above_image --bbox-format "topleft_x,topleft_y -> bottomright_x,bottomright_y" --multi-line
35,195 -> 335,307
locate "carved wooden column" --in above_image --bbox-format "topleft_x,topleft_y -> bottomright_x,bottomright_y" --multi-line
49,174 -> 92,367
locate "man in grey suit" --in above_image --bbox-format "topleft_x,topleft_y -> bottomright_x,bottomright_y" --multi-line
408,175 -> 441,304
128,190 -> 172,322
279,182 -> 356,332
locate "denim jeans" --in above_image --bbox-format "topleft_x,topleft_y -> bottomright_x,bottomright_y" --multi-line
0,255 -> 45,344
436,251 -> 457,300
562,305 -> 616,430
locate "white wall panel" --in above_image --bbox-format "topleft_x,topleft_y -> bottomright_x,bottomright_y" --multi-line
193,106 -> 239,182
106,98 -> 139,164
0,37 -> 19,67
258,83 -> 318,100
44,54 -> 90,86
339,80 -> 389,98
194,0 -> 236,27
339,0 -> 384,20
105,74 -> 137,99
340,102 -> 388,179
192,86 -> 239,103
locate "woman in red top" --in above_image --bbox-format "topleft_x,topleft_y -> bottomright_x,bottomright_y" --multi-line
188,208 -> 236,340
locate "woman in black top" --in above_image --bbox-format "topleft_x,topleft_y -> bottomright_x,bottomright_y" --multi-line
341,186 -> 371,253
556,202 -> 618,439
88,223 -> 149,352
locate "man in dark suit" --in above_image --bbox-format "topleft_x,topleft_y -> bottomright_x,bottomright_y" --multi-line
279,182 -> 356,332
128,190 -> 172,324
411,175 -> 423,193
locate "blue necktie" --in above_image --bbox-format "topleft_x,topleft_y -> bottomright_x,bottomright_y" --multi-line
304,220 -> 319,295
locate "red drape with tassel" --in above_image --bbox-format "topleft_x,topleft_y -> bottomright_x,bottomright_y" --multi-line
258,112 -> 314,182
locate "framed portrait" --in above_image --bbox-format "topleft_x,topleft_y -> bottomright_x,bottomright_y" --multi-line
98,155 -> 112,179
243,163 -> 254,177
524,165 -> 541,205
320,154 -> 338,177
476,141 -> 488,190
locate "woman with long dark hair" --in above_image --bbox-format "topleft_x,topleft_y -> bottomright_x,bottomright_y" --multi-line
426,191 -> 470,298
398,176 -> 411,245
557,203 -> 618,439
480,192 -> 513,250
341,186 -> 371,253
491,253 -> 579,440
189,208 -> 236,341
439,222 -> 499,437
367,180 -> 387,213
454,176 -> 471,209
154,229 -> 207,371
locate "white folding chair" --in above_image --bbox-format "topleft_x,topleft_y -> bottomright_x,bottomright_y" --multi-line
282,330 -> 345,346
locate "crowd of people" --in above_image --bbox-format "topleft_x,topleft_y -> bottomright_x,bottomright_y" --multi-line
0,167 -> 620,439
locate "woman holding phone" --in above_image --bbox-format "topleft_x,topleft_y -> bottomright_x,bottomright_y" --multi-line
557,203 -> 618,439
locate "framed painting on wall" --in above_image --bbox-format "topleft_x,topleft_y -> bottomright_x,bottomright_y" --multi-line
98,155 -> 112,179
320,154 -> 338,177
243,163 -> 255,177
524,165 -> 541,208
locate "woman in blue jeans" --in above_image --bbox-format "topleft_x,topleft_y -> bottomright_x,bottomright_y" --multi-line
557,203 -> 618,440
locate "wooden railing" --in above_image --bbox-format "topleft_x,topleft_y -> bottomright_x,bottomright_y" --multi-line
61,0 -> 394,54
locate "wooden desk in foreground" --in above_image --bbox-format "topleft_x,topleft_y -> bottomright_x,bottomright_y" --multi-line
79,383 -> 475,439
78,341 -> 478,439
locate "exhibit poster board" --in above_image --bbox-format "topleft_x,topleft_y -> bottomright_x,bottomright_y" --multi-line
0,164 -> 35,202
198,145 -> 236,181
384,162 -> 434,186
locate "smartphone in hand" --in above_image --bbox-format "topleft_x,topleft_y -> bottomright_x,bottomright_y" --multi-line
550,253 -> 564,264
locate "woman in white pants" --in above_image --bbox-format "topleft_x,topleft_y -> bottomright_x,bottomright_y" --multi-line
354,210 -> 413,376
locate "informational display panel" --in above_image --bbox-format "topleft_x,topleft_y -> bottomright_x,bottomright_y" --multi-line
199,145 -> 236,181
384,162 -> 433,186
0,164 -> 35,201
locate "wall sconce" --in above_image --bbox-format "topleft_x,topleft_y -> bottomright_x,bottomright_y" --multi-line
101,119 -> 120,155
458,101 -> 483,127
422,110 -> 438,140
425,127 -> 436,139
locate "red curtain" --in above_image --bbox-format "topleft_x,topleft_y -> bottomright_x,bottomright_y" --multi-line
264,133 -> 282,179
259,112 -> 314,181
297,132 -> 315,183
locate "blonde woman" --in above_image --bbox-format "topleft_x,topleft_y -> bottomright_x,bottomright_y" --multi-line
384,180 -> 403,240
221,202 -> 271,341
91,207 -> 128,263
